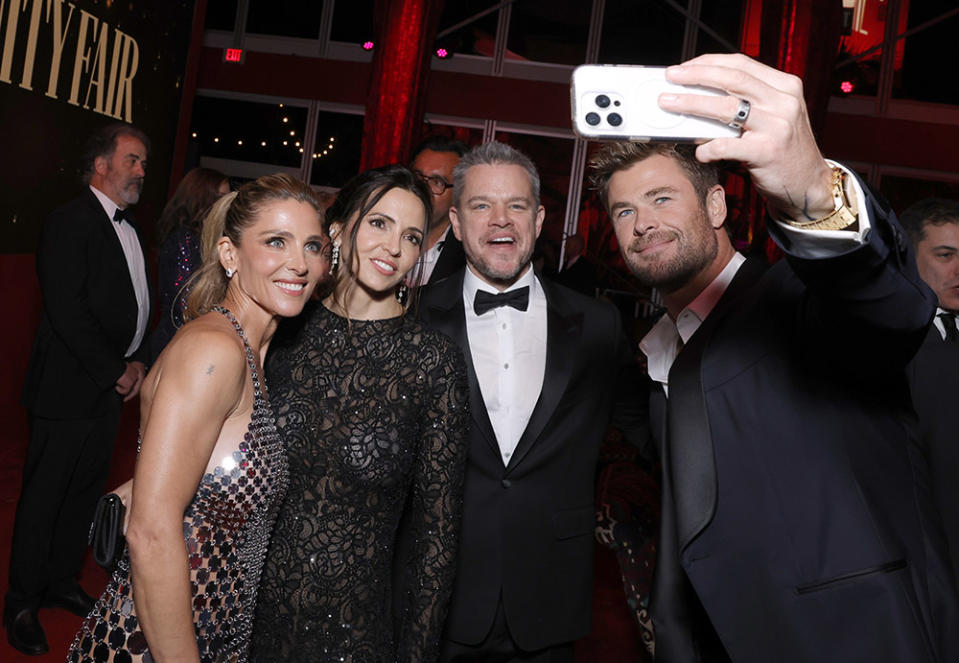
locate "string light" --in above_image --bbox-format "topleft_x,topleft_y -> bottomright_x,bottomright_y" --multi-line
282,117 -> 289,123
213,137 -> 219,143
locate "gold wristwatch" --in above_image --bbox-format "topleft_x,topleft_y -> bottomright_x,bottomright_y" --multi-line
786,166 -> 858,232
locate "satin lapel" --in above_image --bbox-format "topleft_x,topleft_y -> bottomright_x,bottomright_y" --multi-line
505,279 -> 581,474
667,258 -> 765,551
422,272 -> 499,455
86,189 -> 140,308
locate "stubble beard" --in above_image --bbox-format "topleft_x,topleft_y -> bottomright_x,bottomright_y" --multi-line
624,211 -> 718,294
464,243 -> 534,289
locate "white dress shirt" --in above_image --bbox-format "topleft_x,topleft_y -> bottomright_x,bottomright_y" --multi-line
641,162 -> 871,394
90,185 -> 150,357
463,265 -> 547,465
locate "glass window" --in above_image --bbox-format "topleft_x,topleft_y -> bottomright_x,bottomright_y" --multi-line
205,0 -> 238,30
330,0 -> 375,43
414,122 -> 484,157
505,0 -> 590,66
436,1 -> 500,58
881,174 -> 959,217
190,96 -> 308,169
246,0 -> 324,39
599,0 -> 687,65
493,131 -> 574,257
310,111 -> 364,188
893,1 -> 959,105
695,1 -> 745,56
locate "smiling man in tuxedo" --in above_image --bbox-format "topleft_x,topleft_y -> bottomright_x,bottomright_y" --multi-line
591,54 -> 958,662
418,141 -> 648,662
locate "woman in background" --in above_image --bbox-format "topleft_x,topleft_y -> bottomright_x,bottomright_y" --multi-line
68,173 -> 326,663
148,167 -> 230,361
252,165 -> 469,663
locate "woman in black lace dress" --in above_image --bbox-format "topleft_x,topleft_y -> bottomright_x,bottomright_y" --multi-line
252,165 -> 470,663
68,174 -> 327,663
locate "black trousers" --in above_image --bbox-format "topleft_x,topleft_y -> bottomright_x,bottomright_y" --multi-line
5,409 -> 120,613
439,596 -> 575,663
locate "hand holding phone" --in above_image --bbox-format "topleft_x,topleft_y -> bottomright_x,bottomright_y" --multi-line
571,64 -> 741,143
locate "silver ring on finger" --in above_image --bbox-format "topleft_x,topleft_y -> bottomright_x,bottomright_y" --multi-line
728,98 -> 750,130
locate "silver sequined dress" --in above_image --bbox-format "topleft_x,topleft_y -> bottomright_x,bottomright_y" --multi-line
68,307 -> 289,663
251,302 -> 469,663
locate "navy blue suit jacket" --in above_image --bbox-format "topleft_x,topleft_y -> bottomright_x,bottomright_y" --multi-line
652,190 -> 959,662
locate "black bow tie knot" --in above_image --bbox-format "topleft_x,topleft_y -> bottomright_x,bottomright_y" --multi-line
112,208 -> 129,223
473,287 -> 530,316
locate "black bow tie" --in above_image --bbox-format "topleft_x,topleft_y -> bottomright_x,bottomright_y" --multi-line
473,286 -> 529,316
113,208 -> 129,223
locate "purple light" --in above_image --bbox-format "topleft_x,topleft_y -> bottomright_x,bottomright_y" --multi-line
840,80 -> 854,94
362,40 -> 374,51
435,47 -> 449,59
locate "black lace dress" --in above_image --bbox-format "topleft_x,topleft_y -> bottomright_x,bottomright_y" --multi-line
251,302 -> 469,663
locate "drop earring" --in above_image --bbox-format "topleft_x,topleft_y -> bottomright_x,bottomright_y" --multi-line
329,242 -> 340,275
396,283 -> 409,306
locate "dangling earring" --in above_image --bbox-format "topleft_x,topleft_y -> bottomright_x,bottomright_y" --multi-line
329,242 -> 340,275
225,267 -> 235,278
396,283 -> 409,306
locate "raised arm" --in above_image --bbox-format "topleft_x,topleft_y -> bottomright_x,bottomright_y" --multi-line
125,327 -> 247,663
396,345 -> 470,662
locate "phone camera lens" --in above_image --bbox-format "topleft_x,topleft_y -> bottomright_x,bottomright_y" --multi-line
585,112 -> 601,126
595,95 -> 611,108
607,112 -> 623,127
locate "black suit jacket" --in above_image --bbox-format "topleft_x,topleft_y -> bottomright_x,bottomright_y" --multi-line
427,232 -> 466,285
651,193 -> 959,662
907,323 -> 959,584
418,270 -> 648,650
22,188 -> 149,419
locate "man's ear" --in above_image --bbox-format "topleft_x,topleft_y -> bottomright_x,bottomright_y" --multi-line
448,206 -> 463,241
94,155 -> 109,177
706,185 -> 727,229
534,205 -> 545,239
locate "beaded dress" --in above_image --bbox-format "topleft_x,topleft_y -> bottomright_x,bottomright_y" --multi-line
68,307 -> 289,663
148,226 -> 201,361
251,302 -> 469,663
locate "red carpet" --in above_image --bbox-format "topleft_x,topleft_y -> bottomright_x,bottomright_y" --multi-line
0,400 -> 140,662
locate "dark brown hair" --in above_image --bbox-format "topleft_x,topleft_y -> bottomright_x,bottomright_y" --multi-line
156,167 -> 229,242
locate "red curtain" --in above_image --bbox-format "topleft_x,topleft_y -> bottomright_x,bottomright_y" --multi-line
360,0 -> 445,171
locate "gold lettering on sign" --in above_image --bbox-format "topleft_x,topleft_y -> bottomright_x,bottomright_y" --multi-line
0,0 -> 139,121
67,8 -> 96,107
46,0 -> 77,100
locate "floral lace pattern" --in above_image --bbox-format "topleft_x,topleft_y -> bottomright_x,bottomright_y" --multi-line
251,303 -> 469,663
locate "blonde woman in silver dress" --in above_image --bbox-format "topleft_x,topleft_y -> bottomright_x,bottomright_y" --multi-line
68,173 -> 327,663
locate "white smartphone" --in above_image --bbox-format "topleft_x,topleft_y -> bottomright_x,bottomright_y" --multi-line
570,64 -> 741,143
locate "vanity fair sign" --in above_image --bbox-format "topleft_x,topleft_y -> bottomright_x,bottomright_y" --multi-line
0,0 -> 196,253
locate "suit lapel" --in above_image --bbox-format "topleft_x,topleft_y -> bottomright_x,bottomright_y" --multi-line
505,278 -> 581,474
422,271 -> 499,456
667,258 -> 765,551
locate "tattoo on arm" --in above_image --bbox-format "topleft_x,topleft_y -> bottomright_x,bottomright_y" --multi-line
206,365 -> 215,376
782,188 -> 817,221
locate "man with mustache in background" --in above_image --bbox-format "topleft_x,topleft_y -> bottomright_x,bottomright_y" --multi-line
6,123 -> 151,656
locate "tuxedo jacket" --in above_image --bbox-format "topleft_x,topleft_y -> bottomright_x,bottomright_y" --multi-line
418,269 -> 648,651
22,188 -> 150,420
428,232 -> 466,285
651,193 -> 959,662
907,324 -> 959,585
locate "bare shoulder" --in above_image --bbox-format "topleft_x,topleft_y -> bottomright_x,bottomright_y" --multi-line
149,313 -> 248,402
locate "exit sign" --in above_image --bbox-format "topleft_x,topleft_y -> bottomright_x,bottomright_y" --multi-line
224,48 -> 244,63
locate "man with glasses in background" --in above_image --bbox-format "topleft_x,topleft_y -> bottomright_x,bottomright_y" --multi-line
408,136 -> 469,286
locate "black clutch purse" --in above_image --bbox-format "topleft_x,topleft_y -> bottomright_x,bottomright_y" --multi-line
88,493 -> 126,569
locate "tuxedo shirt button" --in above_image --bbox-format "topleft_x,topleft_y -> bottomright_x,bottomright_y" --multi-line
501,479 -> 512,488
